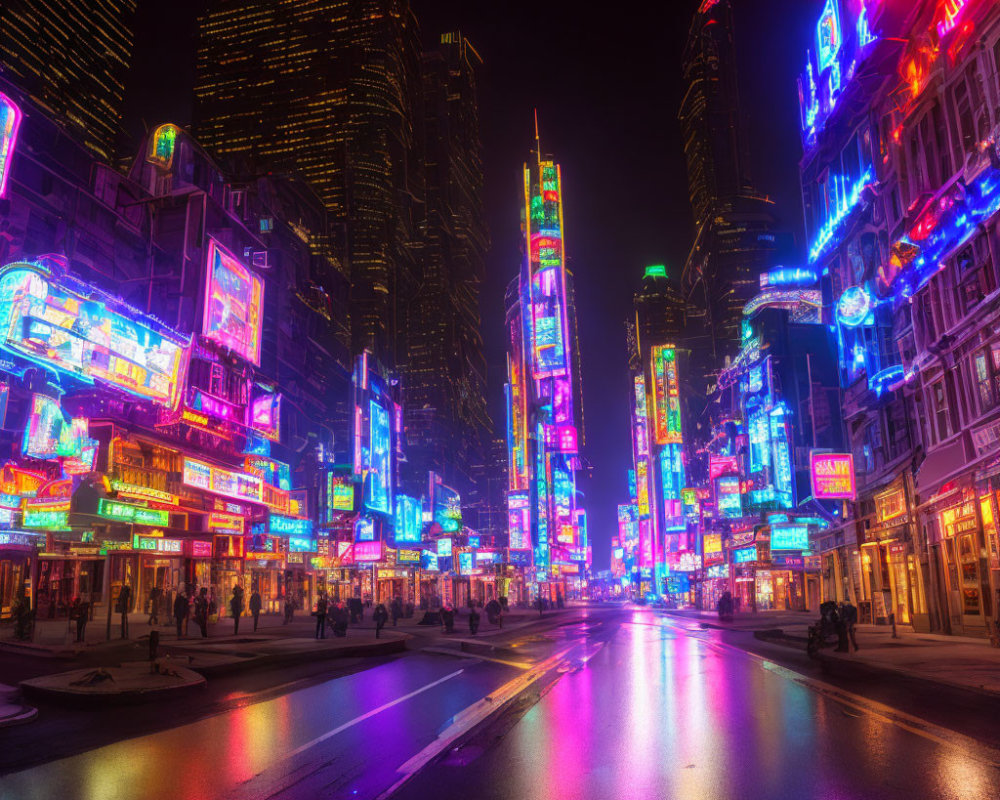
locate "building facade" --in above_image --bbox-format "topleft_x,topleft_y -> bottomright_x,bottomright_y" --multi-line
504,135 -> 589,600
0,0 -> 136,162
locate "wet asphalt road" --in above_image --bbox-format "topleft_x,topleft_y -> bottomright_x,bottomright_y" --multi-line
395,610 -> 1000,800
2,607 -> 999,800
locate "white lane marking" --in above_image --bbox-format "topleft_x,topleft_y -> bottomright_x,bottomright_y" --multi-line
376,645 -> 576,799
284,668 -> 465,760
655,614 -> 1000,768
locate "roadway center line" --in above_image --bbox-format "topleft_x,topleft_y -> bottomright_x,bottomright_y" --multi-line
284,668 -> 465,760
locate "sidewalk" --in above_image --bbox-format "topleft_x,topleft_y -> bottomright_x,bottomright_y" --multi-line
663,608 -> 1000,697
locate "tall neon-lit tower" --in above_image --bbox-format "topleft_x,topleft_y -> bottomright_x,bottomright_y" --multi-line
505,123 -> 586,594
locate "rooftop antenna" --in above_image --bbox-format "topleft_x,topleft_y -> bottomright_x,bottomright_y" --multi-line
533,108 -> 541,165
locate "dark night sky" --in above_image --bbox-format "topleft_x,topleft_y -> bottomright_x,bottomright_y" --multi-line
124,0 -> 822,571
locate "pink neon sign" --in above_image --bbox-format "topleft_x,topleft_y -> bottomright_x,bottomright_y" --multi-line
810,452 -> 857,500
0,93 -> 21,198
203,239 -> 264,365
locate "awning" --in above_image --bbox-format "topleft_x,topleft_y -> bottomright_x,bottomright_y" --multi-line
915,437 -> 972,498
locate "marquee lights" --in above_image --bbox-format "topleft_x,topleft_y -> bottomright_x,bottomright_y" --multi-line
808,167 -> 874,262
98,499 -> 170,527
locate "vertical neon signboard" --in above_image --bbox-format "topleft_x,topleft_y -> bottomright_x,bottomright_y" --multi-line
0,93 -> 21,198
203,238 -> 264,365
810,452 -> 856,500
771,406 -> 794,508
650,345 -> 682,445
366,400 -> 391,514
394,494 -> 422,543
816,0 -> 842,72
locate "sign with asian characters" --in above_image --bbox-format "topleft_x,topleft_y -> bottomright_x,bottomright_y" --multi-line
132,534 -> 182,553
809,452 -> 856,500
98,499 -> 170,527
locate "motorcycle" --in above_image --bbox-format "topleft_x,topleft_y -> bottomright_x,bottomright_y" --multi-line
806,601 -> 840,659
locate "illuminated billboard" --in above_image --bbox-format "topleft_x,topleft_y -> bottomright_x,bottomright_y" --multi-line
650,345 -> 682,445
353,540 -> 384,562
810,452 -> 856,500
507,491 -> 531,550
327,473 -> 354,518
365,400 -> 391,514
0,93 -> 21,198
717,476 -> 742,518
394,494 -> 422,544
432,478 -> 462,533
771,524 -> 810,550
249,392 -> 281,441
203,239 -> 264,365
0,262 -> 189,408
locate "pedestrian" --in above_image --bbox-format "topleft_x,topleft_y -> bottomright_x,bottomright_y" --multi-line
173,591 -> 190,639
69,597 -> 89,643
147,585 -> 162,626
250,589 -> 262,632
536,595 -> 544,617
331,602 -> 349,637
391,595 -> 403,627
315,593 -> 328,639
441,604 -> 455,634
117,583 -> 132,639
841,599 -> 859,652
194,587 -> 210,638
485,598 -> 502,627
349,596 -> 363,623
230,584 -> 244,635
469,602 -> 480,636
374,602 -> 389,638
283,593 -> 295,624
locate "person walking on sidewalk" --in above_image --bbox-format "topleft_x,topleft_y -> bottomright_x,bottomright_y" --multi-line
69,597 -> 89,643
230,585 -> 244,635
283,593 -> 295,624
841,600 -> 859,652
374,602 -> 389,638
174,591 -> 190,639
314,594 -> 328,639
147,585 -> 162,626
250,590 -> 262,632
390,596 -> 403,627
117,584 -> 132,639
194,587 -> 210,638
469,601 -> 481,636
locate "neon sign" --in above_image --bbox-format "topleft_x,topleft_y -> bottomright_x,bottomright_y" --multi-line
733,546 -> 757,564
0,262 -> 189,407
0,93 -> 21,198
650,345 -> 681,445
836,285 -> 873,327
183,457 -> 263,504
203,239 -> 263,365
98,499 -> 170,527
328,474 -> 354,516
816,0 -> 842,73
249,392 -> 281,441
366,400 -> 392,514
355,516 -> 374,542
133,534 -> 182,553
147,123 -> 179,170
394,494 -> 422,544
808,167 -> 874,263
437,537 -> 452,557
717,476 -> 742,518
810,452 -> 856,500
771,524 -> 810,550
269,513 -> 312,537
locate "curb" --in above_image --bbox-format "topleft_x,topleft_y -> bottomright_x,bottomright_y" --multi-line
0,705 -> 38,727
178,637 -> 407,678
20,673 -> 207,709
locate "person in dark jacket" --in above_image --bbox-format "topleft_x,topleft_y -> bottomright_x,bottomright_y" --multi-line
331,602 -> 349,637
283,593 -> 295,624
441,605 -> 455,634
230,585 -> 244,635
69,597 -> 89,643
147,585 -> 163,626
249,590 -> 262,632
349,596 -> 363,623
194,588 -> 210,638
373,603 -> 389,638
485,598 -> 502,627
117,584 -> 132,639
315,594 -> 328,639
469,602 -> 480,636
390,596 -> 403,626
173,591 -> 190,639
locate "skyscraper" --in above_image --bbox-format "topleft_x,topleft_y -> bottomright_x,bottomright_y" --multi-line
406,32 -> 491,494
0,0 -> 136,162
678,0 -> 787,375
193,0 -> 423,370
505,130 -> 588,593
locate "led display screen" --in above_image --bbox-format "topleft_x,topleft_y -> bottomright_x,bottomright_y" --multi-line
651,345 -> 682,445
203,239 -> 264,365
810,452 -> 856,500
366,400 -> 391,514
0,93 -> 21,198
717,476 -> 743,518
394,494 -> 422,544
0,265 -> 189,407
771,524 -> 810,550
